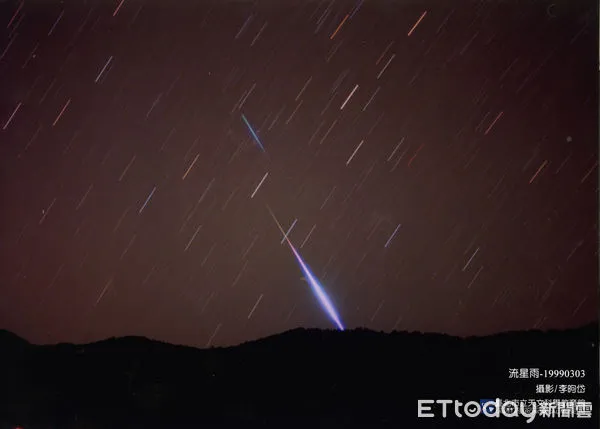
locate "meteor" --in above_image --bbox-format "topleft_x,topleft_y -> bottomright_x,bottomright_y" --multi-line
241,113 -> 265,152
266,205 -> 345,331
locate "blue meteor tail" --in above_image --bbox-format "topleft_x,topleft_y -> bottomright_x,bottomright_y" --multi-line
266,205 -> 345,331
288,244 -> 345,331
241,114 -> 265,152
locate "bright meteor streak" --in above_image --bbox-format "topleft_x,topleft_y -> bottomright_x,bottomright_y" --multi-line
267,205 -> 345,331
241,113 -> 265,152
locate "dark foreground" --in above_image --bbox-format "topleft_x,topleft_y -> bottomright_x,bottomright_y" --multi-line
0,324 -> 598,429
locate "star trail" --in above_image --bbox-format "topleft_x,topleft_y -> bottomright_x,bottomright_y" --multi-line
0,0 -> 597,348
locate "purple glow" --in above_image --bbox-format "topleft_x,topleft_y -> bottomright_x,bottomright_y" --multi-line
267,205 -> 345,331
287,242 -> 345,331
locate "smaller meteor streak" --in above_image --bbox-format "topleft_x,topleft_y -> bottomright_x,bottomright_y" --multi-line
267,205 -> 345,331
241,113 -> 265,152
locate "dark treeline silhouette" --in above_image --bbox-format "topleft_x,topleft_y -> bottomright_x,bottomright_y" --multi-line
0,324 -> 598,428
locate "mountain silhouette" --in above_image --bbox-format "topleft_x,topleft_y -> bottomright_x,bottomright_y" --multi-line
0,324 -> 597,428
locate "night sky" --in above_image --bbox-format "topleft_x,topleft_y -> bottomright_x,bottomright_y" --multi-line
0,0 -> 597,348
